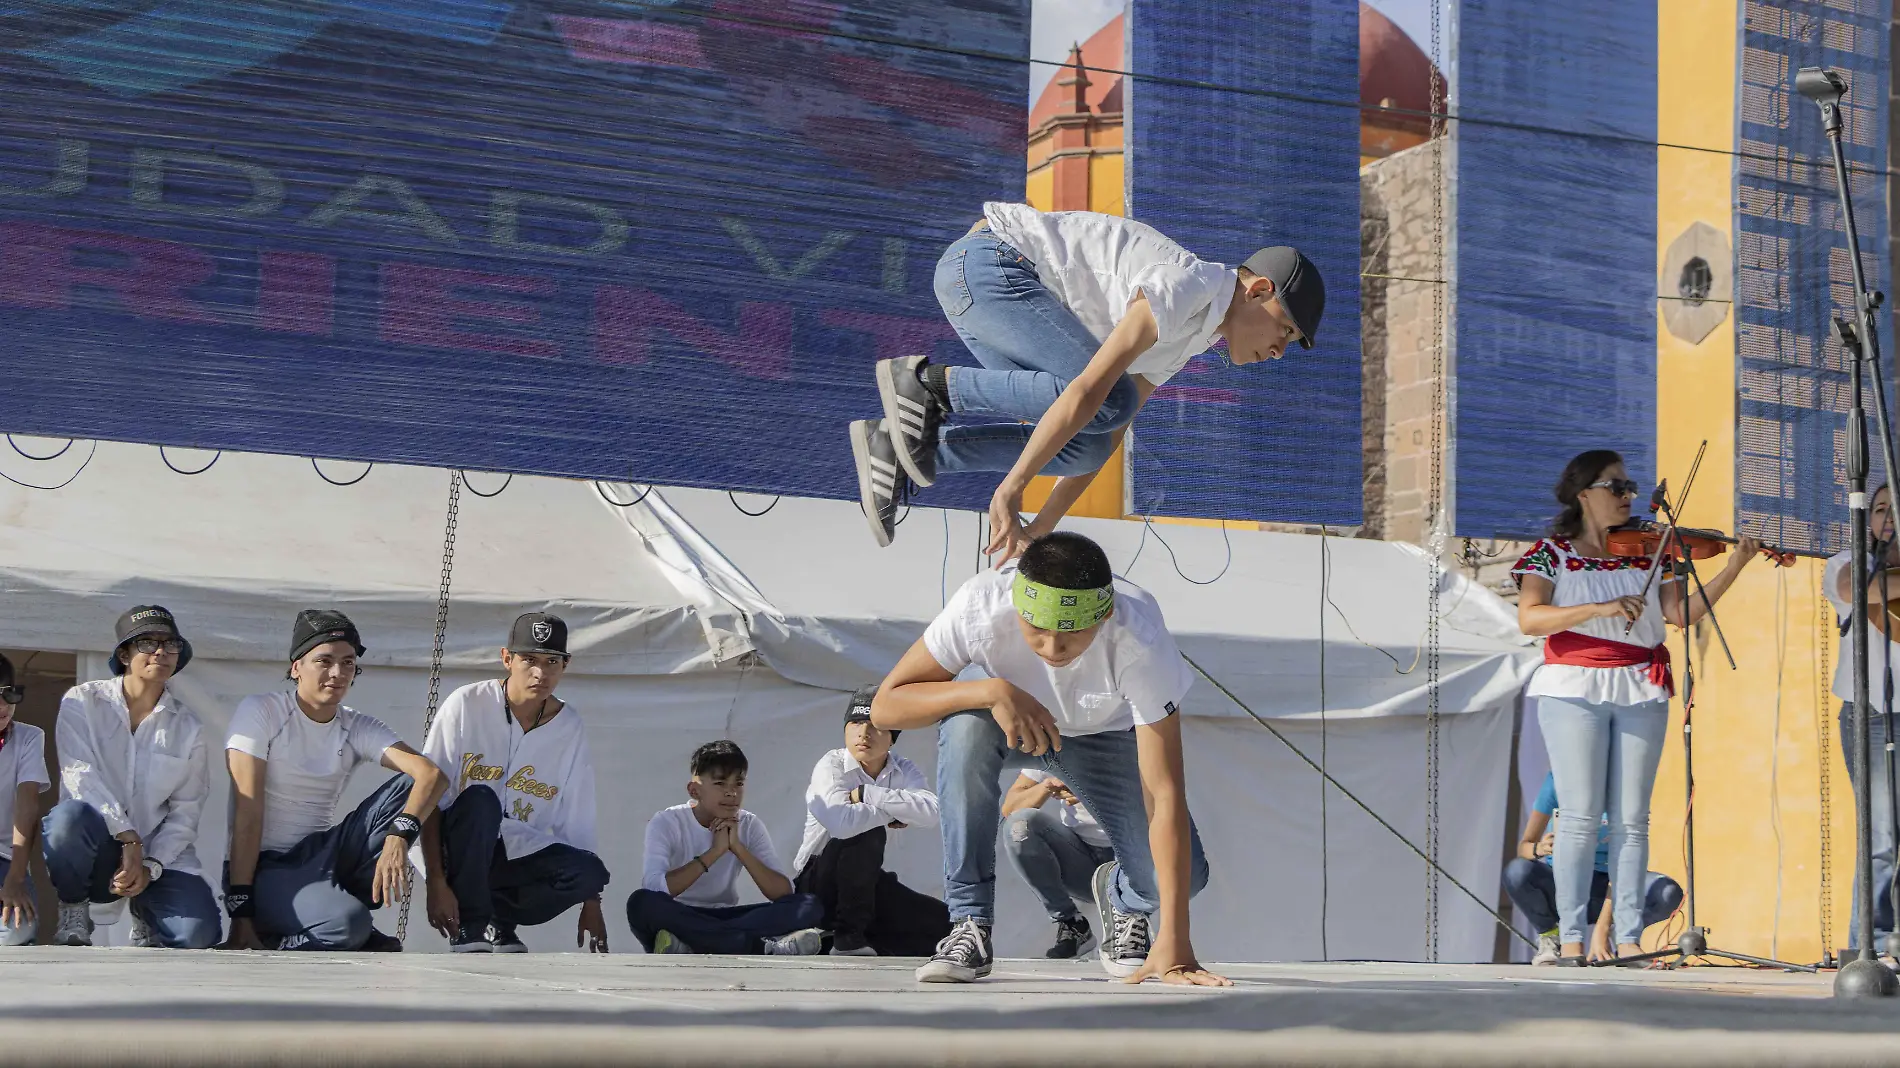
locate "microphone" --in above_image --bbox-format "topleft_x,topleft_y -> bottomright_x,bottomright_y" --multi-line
1648,479 -> 1669,516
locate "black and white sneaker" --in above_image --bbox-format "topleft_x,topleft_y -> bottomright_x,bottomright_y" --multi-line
451,923 -> 493,953
362,928 -> 404,953
488,922 -> 527,954
1092,861 -> 1149,979
849,418 -> 911,548
1046,915 -> 1096,960
915,917 -> 993,983
875,354 -> 942,487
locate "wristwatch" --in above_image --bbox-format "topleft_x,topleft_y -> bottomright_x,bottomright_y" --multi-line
143,858 -> 162,882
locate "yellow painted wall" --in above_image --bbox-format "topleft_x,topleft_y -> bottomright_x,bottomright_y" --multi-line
1647,0 -> 1847,963
1022,149 -> 1128,520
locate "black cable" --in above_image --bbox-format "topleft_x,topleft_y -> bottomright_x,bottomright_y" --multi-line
1143,518 -> 1233,585
159,447 -> 220,476
1181,650 -> 1536,950
310,457 -> 373,487
460,471 -> 513,498
0,438 -> 96,491
8,435 -> 72,462
613,1 -> 1898,185
729,491 -> 780,517
594,481 -> 652,507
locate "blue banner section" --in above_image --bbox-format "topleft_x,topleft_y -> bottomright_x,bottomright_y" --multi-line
1125,0 -> 1363,525
1453,0 -> 1658,539
1735,0 -> 1890,555
0,1 -> 1026,500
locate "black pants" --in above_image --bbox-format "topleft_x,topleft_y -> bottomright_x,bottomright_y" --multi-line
439,786 -> 610,929
794,827 -> 950,956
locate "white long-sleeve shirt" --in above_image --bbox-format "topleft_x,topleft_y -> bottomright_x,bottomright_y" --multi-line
421,680 -> 598,861
793,749 -> 939,872
55,679 -> 208,876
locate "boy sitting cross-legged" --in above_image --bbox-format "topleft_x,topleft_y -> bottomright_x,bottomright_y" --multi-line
627,741 -> 824,955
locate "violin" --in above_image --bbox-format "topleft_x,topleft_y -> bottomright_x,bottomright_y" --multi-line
1604,518 -> 1824,567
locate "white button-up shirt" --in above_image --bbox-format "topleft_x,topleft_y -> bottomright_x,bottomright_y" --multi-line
793,748 -> 940,873
56,679 -> 209,876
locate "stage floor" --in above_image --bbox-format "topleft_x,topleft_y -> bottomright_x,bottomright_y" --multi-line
0,948 -> 1892,1066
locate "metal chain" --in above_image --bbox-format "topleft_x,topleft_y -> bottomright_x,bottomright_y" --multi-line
396,470 -> 462,943
1817,565 -> 1835,957
1423,0 -> 1447,963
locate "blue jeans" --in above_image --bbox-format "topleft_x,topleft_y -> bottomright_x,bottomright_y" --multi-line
249,773 -> 413,950
1537,696 -> 1670,945
41,799 -> 220,949
624,889 -> 824,954
937,709 -> 1209,923
1501,857 -> 1682,936
1841,701 -> 1899,949
439,785 -> 610,930
1004,806 -> 1115,921
931,231 -> 1140,477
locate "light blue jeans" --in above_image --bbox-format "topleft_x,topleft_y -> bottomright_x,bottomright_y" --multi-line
936,709 -> 1208,924
931,231 -> 1140,477
1840,702 -> 1898,949
1537,696 -> 1670,945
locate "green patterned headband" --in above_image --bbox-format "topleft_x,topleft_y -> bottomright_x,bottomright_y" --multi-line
1012,573 -> 1114,632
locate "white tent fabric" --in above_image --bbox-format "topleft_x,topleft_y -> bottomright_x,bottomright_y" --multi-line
0,443 -> 1539,962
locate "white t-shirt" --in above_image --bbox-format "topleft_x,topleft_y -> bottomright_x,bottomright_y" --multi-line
925,566 -> 1195,737
226,692 -> 403,853
983,202 -> 1234,387
639,804 -> 787,908
0,724 -> 50,861
1511,538 -> 1676,706
1824,548 -> 1900,714
1019,768 -> 1109,848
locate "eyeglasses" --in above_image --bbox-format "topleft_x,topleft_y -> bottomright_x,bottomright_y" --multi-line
0,687 -> 22,705
129,638 -> 184,656
1588,478 -> 1640,498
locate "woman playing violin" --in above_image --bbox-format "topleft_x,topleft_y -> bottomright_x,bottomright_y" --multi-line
1511,450 -> 1760,964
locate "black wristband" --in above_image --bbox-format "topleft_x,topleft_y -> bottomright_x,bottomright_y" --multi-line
385,813 -> 422,845
225,885 -> 255,919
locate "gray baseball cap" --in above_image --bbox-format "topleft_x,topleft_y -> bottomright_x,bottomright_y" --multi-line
1240,246 -> 1325,350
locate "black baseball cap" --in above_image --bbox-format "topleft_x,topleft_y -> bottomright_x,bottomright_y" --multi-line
1240,246 -> 1325,350
844,685 -> 897,740
112,605 -> 193,676
289,609 -> 365,662
507,612 -> 569,657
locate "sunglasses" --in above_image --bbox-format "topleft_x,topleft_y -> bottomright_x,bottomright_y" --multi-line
1588,478 -> 1640,498
0,687 -> 22,705
129,638 -> 184,656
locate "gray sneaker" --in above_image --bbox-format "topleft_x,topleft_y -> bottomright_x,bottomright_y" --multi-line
1532,931 -> 1561,966
874,354 -> 942,487
129,910 -> 156,949
1092,861 -> 1148,979
762,927 -> 826,956
53,902 -> 92,947
849,419 -> 910,548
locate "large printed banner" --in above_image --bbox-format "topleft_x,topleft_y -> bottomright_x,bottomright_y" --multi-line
1125,0 -> 1363,525
0,1 -> 1026,499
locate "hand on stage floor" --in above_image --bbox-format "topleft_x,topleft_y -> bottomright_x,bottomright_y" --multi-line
1125,941 -> 1233,987
578,897 -> 609,954
0,874 -> 34,931
218,918 -> 269,951
1588,932 -> 1615,963
427,878 -> 460,939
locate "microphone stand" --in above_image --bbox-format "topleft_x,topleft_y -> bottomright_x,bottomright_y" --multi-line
1799,66 -> 1900,999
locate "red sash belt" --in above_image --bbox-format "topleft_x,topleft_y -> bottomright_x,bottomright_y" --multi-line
1545,631 -> 1674,697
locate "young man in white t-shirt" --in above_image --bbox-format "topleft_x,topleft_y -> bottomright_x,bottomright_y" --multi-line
875,531 -> 1225,986
1825,482 -> 1900,954
628,741 -> 824,955
791,686 -> 949,957
1001,768 -> 1112,960
0,654 -> 50,946
221,610 -> 447,952
849,202 -> 1325,551
419,613 -> 610,954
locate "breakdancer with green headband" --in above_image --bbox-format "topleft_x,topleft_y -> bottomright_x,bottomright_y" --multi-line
872,530 -> 1225,986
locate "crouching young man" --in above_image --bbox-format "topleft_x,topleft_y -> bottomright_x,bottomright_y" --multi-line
0,654 -> 49,947
627,741 -> 824,955
792,686 -> 950,956
47,606 -> 220,948
222,611 -> 447,951
420,613 -> 610,953
874,531 -> 1227,986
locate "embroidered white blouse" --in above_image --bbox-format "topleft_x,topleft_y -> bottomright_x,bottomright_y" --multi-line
1512,538 -> 1676,706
